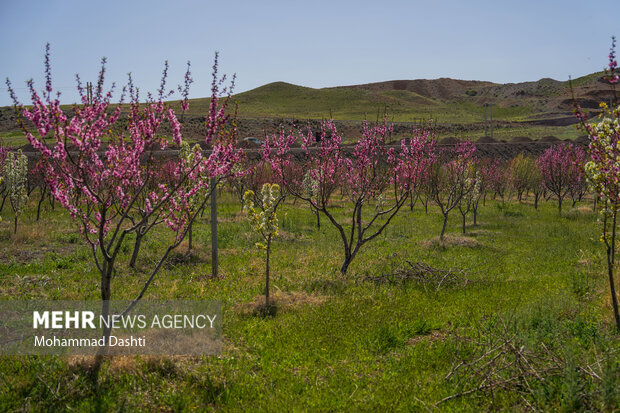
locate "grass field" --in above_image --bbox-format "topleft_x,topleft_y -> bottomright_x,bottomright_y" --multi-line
176,71 -> 604,123
0,189 -> 618,411
169,81 -> 538,124
228,82 -> 536,122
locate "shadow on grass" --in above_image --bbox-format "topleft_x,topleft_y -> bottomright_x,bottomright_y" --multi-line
421,234 -> 482,250
235,290 -> 326,318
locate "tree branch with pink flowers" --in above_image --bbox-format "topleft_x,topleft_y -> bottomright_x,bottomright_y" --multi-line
536,143 -> 585,215
264,119 -> 435,275
426,141 -> 476,240
6,45 -> 241,347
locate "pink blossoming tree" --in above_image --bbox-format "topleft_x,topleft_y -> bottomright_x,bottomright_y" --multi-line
426,140 -> 476,239
264,119 -> 435,275
536,143 -> 585,214
471,157 -> 496,224
6,46 -> 241,344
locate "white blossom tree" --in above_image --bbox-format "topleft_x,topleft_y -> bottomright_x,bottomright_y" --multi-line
243,183 -> 282,309
2,150 -> 29,234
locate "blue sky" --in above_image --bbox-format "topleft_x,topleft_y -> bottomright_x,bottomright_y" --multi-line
0,0 -> 618,106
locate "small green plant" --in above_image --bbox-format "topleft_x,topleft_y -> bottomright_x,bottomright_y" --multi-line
2,150 -> 28,234
243,183 -> 281,309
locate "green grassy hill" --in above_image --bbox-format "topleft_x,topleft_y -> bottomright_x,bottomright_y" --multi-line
1,71 -> 614,146
176,71 -> 611,124
179,80 -> 535,123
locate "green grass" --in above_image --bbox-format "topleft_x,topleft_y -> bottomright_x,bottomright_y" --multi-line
0,131 -> 28,148
175,82 -> 537,124
456,124 -> 582,141
0,189 -> 618,411
568,71 -> 607,88
1,122 -> 583,150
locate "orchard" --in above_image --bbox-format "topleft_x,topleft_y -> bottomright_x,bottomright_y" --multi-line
0,40 -> 619,411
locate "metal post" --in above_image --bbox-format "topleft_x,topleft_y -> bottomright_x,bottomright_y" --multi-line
490,104 -> 493,138
210,177 -> 218,278
87,82 -> 92,104
484,104 -> 487,137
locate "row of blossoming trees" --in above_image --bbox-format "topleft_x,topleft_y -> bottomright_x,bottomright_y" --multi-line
229,123 -> 585,275
1,123 -> 588,273
0,126 -> 587,238
2,42 -> 618,332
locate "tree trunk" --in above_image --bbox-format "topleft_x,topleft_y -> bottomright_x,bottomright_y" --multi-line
211,178 -> 218,278
36,187 -> 47,221
607,250 -> 620,332
0,194 -> 7,213
558,197 -> 563,215
265,237 -> 271,308
94,260 -> 113,376
461,213 -> 466,234
607,211 -> 620,332
187,221 -> 193,253
129,231 -> 143,268
440,213 -> 449,240
340,255 -> 352,275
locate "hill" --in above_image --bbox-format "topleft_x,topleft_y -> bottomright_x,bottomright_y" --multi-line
225,72 -> 616,141
340,78 -> 497,100
1,70 -> 617,146
175,70 -> 614,126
